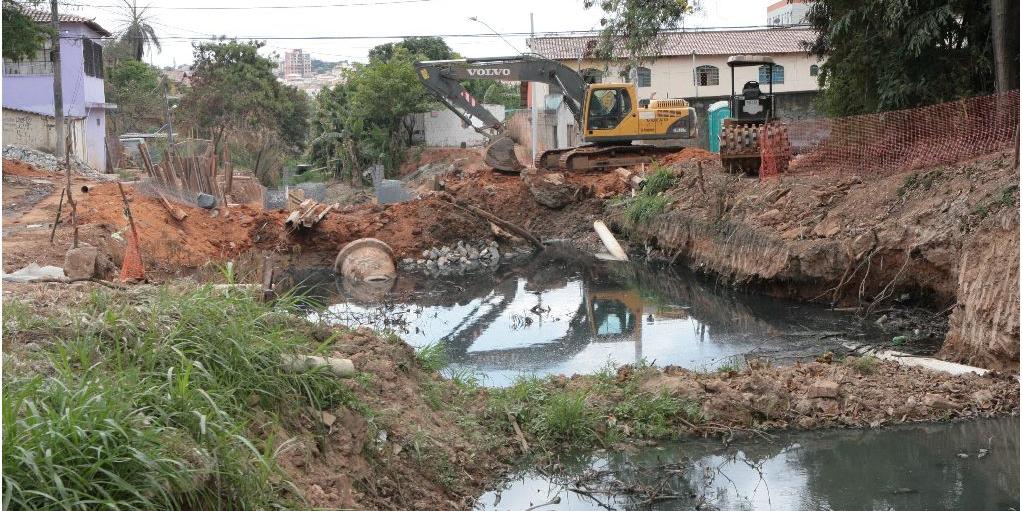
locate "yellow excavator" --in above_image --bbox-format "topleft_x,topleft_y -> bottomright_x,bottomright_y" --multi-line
415,55 -> 698,172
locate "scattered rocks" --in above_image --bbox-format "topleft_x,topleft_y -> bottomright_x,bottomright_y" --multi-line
400,240 -> 531,275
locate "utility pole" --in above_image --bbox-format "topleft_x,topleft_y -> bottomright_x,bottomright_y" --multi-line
990,0 -> 1010,91
163,77 -> 174,146
49,0 -> 64,159
530,12 -> 539,166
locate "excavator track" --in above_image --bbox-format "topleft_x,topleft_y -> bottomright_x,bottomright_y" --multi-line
533,144 -> 683,172
534,147 -> 575,170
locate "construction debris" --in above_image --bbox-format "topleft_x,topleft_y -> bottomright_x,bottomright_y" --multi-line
613,167 -> 647,190
136,141 -> 234,209
284,199 -> 340,231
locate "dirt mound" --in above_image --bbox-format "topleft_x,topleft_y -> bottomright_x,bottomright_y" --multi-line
271,326 -> 512,510
399,147 -> 486,176
657,147 -> 715,166
569,358 -> 1019,433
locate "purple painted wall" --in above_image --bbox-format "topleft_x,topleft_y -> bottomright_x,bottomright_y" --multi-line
3,23 -> 109,169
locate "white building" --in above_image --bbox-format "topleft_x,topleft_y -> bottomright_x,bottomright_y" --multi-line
767,0 -> 814,26
525,27 -> 822,150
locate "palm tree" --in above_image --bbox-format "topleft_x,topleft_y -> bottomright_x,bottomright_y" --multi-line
118,0 -> 160,61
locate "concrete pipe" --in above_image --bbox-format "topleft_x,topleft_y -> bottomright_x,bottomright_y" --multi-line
334,238 -> 397,301
334,238 -> 396,282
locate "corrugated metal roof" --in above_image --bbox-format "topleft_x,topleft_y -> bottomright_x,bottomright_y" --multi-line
22,8 -> 111,37
527,27 -> 815,60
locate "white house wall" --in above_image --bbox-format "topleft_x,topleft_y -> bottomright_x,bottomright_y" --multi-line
536,53 -> 822,103
3,109 -> 87,161
420,104 -> 506,147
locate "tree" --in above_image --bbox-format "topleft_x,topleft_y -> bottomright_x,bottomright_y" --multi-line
804,0 -> 1019,116
178,40 -> 310,185
117,0 -> 160,61
584,0 -> 693,72
105,59 -> 164,135
2,0 -> 49,62
367,36 -> 454,63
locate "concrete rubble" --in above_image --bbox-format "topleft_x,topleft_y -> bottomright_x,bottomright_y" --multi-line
3,145 -> 107,179
399,239 -> 532,275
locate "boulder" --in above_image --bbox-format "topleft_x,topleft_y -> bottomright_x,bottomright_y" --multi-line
524,171 -> 575,209
64,246 -> 99,279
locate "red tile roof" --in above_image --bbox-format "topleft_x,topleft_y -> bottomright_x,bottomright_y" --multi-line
527,27 -> 815,60
22,8 -> 111,37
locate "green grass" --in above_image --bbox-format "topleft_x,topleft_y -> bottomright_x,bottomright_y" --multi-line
3,285 -> 360,510
623,195 -> 669,225
487,367 -> 703,451
845,354 -> 879,375
531,392 -> 598,444
643,166 -> 676,196
415,342 -> 447,372
618,166 -> 676,225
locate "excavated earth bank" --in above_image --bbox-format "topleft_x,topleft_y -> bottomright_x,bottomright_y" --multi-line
616,151 -> 1020,371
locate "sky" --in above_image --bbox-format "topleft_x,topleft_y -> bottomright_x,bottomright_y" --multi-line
63,0 -> 776,68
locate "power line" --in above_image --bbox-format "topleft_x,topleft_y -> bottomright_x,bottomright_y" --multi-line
64,0 -> 434,10
69,24 -> 808,42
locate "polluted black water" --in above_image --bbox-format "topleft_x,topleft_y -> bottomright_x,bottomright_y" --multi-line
289,246 -> 890,386
283,247 -> 1019,510
479,417 -> 1020,511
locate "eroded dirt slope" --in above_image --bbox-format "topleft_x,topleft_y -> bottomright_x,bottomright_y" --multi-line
617,151 -> 1019,370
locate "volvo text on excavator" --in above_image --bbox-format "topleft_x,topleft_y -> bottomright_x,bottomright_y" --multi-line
414,55 -> 699,173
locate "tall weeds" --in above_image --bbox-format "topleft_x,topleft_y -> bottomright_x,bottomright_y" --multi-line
3,286 -> 356,510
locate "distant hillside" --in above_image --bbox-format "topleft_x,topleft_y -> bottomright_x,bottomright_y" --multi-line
311,59 -> 340,74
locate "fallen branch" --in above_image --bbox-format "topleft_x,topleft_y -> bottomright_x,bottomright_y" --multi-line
49,188 -> 66,244
507,412 -> 530,453
438,193 -> 543,250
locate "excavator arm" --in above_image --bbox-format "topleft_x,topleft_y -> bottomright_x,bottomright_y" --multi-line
414,55 -> 587,172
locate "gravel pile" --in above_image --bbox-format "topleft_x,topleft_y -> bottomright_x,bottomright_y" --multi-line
399,240 -> 532,275
3,145 -> 107,179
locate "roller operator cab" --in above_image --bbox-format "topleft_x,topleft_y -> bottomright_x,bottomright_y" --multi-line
581,83 -> 697,143
719,55 -> 792,176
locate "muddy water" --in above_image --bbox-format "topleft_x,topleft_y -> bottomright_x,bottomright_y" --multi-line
480,417 -> 1020,511
291,247 -> 891,386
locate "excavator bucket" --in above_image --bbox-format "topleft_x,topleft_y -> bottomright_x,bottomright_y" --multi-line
483,134 -> 526,173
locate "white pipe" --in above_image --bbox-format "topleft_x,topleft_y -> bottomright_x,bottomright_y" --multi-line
593,220 -> 629,261
843,343 -> 989,377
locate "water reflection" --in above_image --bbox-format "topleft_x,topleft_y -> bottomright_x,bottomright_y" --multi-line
480,417 -> 1021,511
289,247 -> 882,386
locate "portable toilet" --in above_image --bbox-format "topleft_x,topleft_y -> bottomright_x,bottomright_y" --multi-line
707,101 -> 730,154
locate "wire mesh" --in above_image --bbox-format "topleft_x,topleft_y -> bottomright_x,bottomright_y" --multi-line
785,90 -> 1019,176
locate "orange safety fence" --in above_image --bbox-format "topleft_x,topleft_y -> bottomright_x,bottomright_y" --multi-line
782,90 -> 1019,177
119,229 -> 145,282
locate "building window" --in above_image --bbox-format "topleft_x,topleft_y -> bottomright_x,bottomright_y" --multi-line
3,40 -> 53,75
810,64 -> 819,77
694,65 -> 719,86
83,38 -> 104,78
758,64 -> 784,84
580,68 -> 603,84
636,66 -> 651,87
